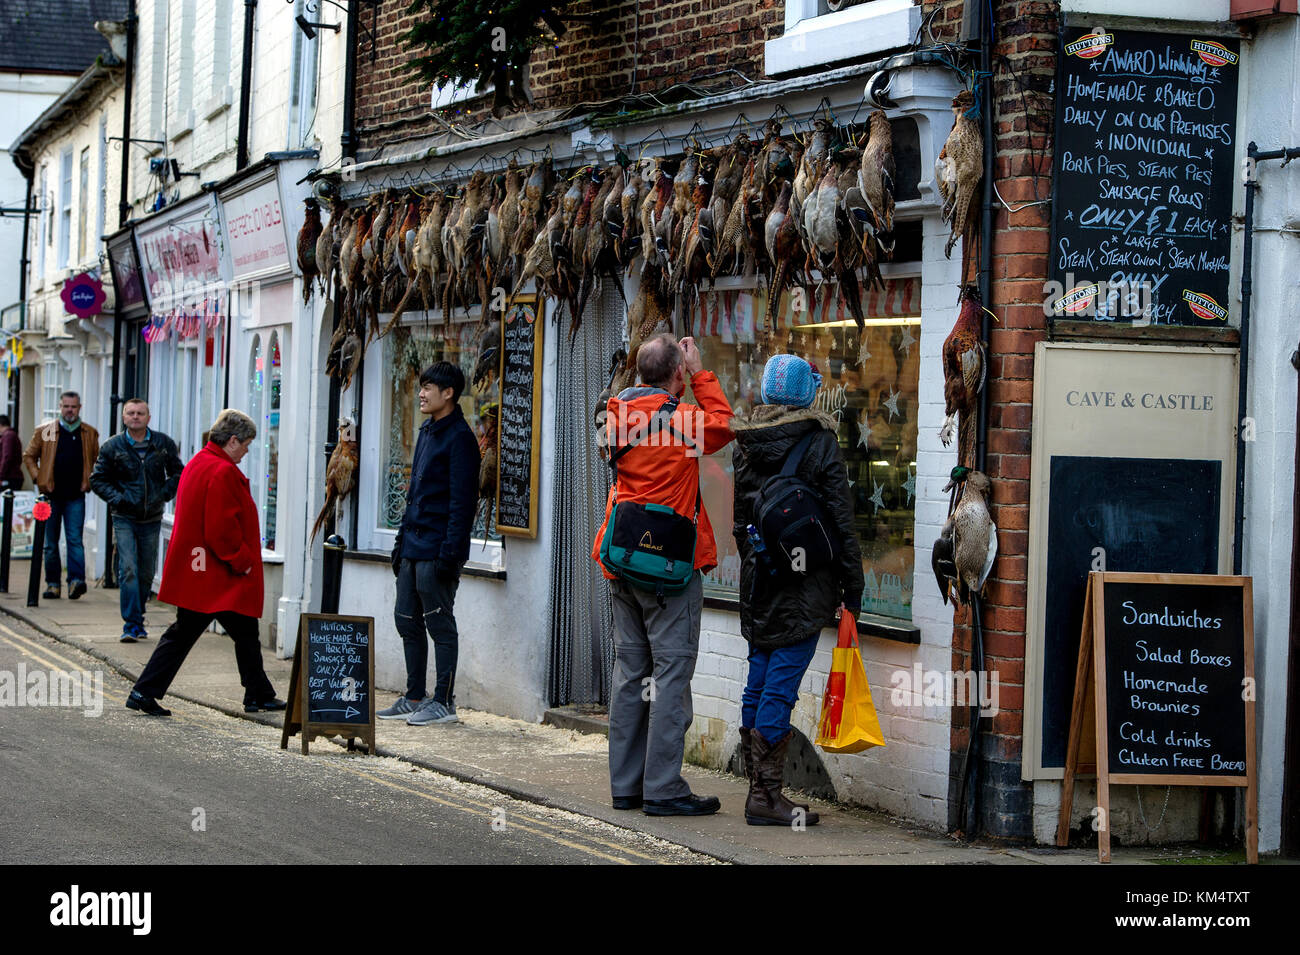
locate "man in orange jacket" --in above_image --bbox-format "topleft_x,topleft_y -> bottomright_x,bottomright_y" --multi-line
592,333 -> 734,816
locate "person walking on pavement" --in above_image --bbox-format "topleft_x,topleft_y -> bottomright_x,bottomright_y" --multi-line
592,334 -> 735,816
731,355 -> 864,826
126,410 -> 284,717
0,415 -> 24,490
377,362 -> 480,727
90,399 -> 184,643
23,391 -> 99,599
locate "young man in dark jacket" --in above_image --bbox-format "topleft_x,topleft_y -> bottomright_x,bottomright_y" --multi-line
732,354 -> 865,827
379,362 -> 481,726
90,399 -> 184,642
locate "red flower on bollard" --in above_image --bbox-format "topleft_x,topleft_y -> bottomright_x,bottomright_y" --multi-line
33,500 -> 51,522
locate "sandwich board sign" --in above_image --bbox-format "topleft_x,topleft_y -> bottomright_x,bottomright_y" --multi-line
281,613 -> 375,755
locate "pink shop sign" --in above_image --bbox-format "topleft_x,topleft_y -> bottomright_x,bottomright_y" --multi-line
221,176 -> 291,279
135,196 -> 227,310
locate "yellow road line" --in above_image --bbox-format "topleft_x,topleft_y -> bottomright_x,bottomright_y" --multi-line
0,621 -> 667,863
327,760 -> 642,865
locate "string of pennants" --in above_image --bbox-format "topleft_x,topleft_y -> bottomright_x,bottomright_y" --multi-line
142,296 -> 225,344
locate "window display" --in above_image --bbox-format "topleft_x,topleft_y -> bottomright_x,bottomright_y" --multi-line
687,279 -> 920,620
381,320 -> 501,542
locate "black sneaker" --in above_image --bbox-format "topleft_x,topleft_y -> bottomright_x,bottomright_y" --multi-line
642,793 -> 721,817
126,690 -> 170,716
244,698 -> 287,713
68,581 -> 87,599
612,794 -> 643,810
42,586 -> 60,599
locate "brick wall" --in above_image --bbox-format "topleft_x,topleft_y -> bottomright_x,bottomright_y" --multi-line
356,0 -> 785,148
928,0 -> 1056,841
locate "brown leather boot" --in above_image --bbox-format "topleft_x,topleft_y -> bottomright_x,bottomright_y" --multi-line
745,730 -> 820,827
741,726 -> 810,810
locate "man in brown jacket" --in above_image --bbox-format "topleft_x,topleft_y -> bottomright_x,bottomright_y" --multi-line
24,391 -> 99,599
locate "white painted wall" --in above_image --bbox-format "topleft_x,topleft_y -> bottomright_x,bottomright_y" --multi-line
0,72 -> 73,310
1235,16 -> 1299,856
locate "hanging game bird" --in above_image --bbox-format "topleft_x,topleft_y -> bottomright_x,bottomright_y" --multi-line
940,285 -> 987,469
932,468 -> 997,606
298,198 -> 324,304
310,419 -> 359,543
935,90 -> 984,281
476,404 -> 499,545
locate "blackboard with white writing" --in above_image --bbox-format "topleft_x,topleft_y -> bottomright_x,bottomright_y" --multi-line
1050,29 -> 1240,325
496,299 -> 542,537
304,614 -> 373,726
1101,580 -> 1248,778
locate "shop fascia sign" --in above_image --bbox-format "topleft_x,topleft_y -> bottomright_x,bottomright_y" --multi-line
133,193 -> 231,342
60,272 -> 107,319
218,171 -> 294,282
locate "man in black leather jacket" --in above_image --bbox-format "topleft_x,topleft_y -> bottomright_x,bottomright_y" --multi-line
90,399 -> 184,643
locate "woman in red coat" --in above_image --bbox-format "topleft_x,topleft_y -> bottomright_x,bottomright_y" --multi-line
127,410 -> 283,716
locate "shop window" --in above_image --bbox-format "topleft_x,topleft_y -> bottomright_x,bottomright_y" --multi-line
262,332 -> 282,550
246,336 -> 265,542
688,278 -> 921,621
380,322 -> 501,545
766,0 -> 920,75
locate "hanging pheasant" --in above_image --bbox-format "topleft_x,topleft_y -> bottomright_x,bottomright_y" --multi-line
298,198 -> 323,304
940,285 -> 987,469
310,419 -> 359,543
935,89 -> 984,282
476,404 -> 499,543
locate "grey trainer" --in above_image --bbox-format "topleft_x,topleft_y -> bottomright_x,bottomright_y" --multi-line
377,695 -> 428,720
406,699 -> 459,726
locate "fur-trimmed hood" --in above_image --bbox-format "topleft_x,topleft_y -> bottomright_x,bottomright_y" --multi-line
731,404 -> 839,467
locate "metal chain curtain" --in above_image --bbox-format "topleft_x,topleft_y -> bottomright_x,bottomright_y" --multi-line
545,285 -> 623,706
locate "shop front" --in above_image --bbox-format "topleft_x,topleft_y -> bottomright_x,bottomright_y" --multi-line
216,154 -> 316,653
318,61 -> 968,827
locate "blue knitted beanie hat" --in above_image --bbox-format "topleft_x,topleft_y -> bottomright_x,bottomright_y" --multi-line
760,354 -> 822,408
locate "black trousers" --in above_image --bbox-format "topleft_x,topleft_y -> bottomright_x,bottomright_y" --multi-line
133,607 -> 276,705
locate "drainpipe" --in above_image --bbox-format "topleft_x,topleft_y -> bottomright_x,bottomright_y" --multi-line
117,0 -> 136,228
236,0 -> 257,170
957,0 -> 997,841
340,0 -> 359,162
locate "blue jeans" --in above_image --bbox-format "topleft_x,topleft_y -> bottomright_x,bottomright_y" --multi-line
113,515 -> 161,633
44,495 -> 86,587
741,633 -> 820,746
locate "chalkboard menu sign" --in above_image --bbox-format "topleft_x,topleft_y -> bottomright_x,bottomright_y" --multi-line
1050,29 -> 1241,326
496,297 -> 542,537
281,613 -> 376,755
1057,573 -> 1256,863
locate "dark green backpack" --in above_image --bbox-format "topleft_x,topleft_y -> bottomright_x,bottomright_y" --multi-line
598,396 -> 700,602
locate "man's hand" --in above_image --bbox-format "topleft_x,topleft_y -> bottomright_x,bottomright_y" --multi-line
679,337 -> 703,376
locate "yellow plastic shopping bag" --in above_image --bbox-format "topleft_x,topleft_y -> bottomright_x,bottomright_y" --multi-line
815,609 -> 886,753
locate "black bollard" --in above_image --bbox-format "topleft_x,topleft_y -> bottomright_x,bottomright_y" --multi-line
321,534 -> 345,615
27,496 -> 48,607
0,488 -> 12,593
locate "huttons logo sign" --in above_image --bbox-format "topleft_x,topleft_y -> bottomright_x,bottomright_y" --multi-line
1054,284 -> 1099,315
1191,40 -> 1238,68
1066,33 -> 1113,59
1183,290 -> 1228,322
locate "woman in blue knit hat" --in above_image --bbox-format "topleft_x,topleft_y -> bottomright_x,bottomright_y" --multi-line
730,353 -> 864,826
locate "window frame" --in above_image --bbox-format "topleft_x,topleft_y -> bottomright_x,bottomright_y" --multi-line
765,0 -> 921,76
356,310 -> 504,572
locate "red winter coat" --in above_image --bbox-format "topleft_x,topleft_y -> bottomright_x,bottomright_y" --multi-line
158,442 -> 264,618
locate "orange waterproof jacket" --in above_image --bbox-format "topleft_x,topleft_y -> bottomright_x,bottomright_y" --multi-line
591,371 -> 735,577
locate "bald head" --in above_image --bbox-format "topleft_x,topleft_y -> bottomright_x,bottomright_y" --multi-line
637,333 -> 683,390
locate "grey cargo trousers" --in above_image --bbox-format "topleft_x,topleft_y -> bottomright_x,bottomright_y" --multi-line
607,572 -> 703,802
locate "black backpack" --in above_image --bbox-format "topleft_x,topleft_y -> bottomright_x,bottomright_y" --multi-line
752,430 -> 841,578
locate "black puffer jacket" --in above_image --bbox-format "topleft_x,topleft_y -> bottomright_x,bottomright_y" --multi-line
732,405 -> 865,650
90,430 -> 185,523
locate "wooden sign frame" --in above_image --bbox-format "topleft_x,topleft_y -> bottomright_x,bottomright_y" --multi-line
280,613 -> 376,755
495,295 -> 542,538
1057,572 -> 1257,863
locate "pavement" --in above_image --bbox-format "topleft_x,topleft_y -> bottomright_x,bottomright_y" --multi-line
0,565 -> 1220,865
